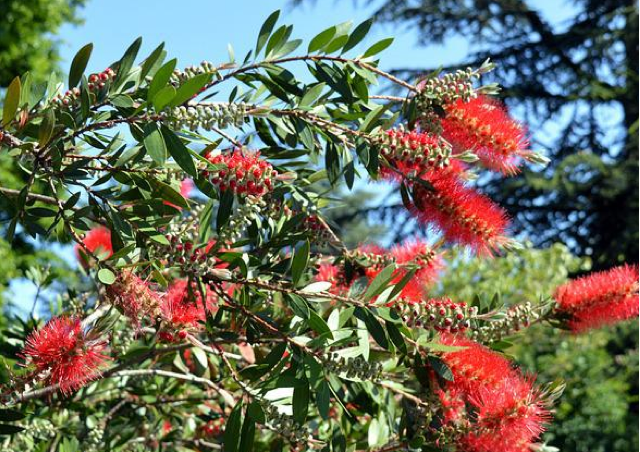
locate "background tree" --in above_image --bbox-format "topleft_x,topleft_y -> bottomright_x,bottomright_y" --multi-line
363,0 -> 638,270
0,0 -> 86,309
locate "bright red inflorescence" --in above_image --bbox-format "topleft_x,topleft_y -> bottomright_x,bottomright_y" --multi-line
204,149 -> 276,196
21,316 -> 110,394
160,279 -> 219,338
436,334 -> 551,452
377,128 -> 451,179
76,227 -> 113,265
105,271 -> 161,323
411,167 -> 510,255
442,96 -> 529,175
553,264 -> 639,332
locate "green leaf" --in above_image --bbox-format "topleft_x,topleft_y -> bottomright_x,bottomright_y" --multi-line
355,307 -> 389,349
317,380 -> 331,419
299,83 -> 326,107
360,104 -> 389,133
238,416 -> 255,452
287,293 -> 310,320
308,26 -> 337,53
161,125 -> 197,177
143,122 -> 167,165
69,43 -> 93,88
362,37 -> 394,58
256,10 -> 280,55
216,190 -> 234,231
38,108 -> 56,147
428,355 -> 454,381
140,43 -> 166,81
169,73 -> 212,107
148,58 -> 177,102
0,424 -> 24,436
223,402 -> 243,452
149,178 -> 188,209
2,76 -> 21,126
292,382 -> 310,423
152,85 -> 176,111
363,264 -> 396,301
309,311 -> 333,338
97,268 -> 116,285
114,37 -> 142,88
291,240 -> 310,286
343,19 -> 373,53
0,410 -> 25,422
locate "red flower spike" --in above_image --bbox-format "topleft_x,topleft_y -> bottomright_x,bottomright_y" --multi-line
442,96 -> 530,175
437,334 -> 551,452
411,167 -> 510,255
553,264 -> 639,332
76,227 -> 113,265
105,271 -> 161,323
21,316 -> 110,394
205,149 -> 275,197
160,279 -> 219,333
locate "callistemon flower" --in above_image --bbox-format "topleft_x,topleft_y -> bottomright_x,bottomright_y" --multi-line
160,279 -> 219,335
315,262 -> 351,295
105,271 -> 161,323
204,149 -> 276,197
436,334 -> 551,452
411,167 -> 510,255
442,96 -> 529,175
76,227 -> 113,265
553,264 -> 639,332
376,127 -> 451,179
21,316 -> 110,394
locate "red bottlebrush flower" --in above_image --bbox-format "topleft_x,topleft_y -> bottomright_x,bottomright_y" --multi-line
180,179 -> 194,198
442,96 -> 529,175
316,263 -> 351,295
21,316 -> 110,394
377,127 -> 451,179
205,149 -> 276,197
411,167 -> 510,255
160,280 -> 203,329
76,227 -> 113,265
105,271 -> 161,323
553,264 -> 639,332
160,280 -> 219,336
436,334 -> 551,452
390,240 -> 443,289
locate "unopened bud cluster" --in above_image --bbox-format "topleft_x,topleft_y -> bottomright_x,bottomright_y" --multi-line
376,127 -> 452,173
170,61 -> 218,85
204,150 -> 276,197
401,298 -> 476,333
166,103 -> 247,129
471,302 -> 538,343
324,354 -> 382,380
52,68 -> 116,107
262,404 -> 308,443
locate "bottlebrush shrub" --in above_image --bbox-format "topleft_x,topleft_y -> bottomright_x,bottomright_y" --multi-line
0,11 -> 636,452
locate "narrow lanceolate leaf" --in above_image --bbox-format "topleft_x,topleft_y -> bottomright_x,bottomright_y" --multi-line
38,108 -> 56,147
68,43 -> 93,88
223,402 -> 243,452
160,125 -> 197,177
2,77 -> 21,126
256,10 -> 280,55
169,72 -> 212,107
293,383 -> 310,423
362,37 -> 394,58
149,178 -> 188,209
143,122 -> 167,165
428,355 -> 454,381
308,26 -> 337,53
343,19 -> 373,53
363,264 -> 396,301
147,58 -> 177,102
114,37 -> 142,88
291,240 -> 310,286
139,42 -> 166,81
